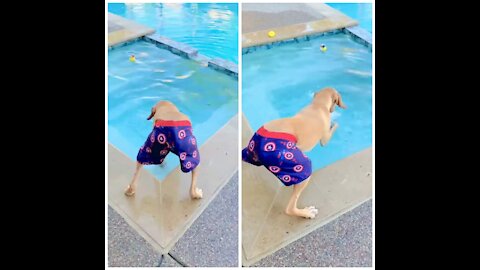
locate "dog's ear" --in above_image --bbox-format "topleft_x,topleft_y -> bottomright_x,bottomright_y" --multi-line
336,92 -> 346,109
330,92 -> 347,113
147,107 -> 156,120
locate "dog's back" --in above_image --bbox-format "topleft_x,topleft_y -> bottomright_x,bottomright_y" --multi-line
262,87 -> 344,152
147,100 -> 190,123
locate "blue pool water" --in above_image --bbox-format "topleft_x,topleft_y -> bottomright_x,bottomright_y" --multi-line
109,41 -> 237,180
243,34 -> 372,171
108,3 -> 238,63
327,3 -> 372,32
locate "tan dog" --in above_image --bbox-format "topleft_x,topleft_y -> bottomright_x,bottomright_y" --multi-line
125,100 -> 203,199
245,87 -> 346,218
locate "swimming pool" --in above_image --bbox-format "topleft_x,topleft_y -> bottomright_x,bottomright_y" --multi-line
109,41 -> 237,180
108,3 -> 238,63
242,33 -> 372,171
327,3 -> 372,32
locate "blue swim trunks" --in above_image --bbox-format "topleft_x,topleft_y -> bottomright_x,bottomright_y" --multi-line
242,126 -> 312,186
137,120 -> 200,173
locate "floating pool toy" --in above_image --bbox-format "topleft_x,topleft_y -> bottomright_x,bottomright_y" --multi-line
320,44 -> 327,52
129,55 -> 136,62
268,31 -> 276,38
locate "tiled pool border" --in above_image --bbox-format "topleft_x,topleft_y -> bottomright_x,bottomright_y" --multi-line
108,35 -> 238,79
242,27 -> 372,55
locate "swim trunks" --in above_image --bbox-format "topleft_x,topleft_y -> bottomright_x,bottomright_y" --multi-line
242,126 -> 312,186
137,120 -> 200,173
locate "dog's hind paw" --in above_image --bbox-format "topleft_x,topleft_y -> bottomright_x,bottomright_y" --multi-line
191,187 -> 203,199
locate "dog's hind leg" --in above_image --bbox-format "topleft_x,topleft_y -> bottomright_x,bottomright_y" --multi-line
190,167 -> 203,199
285,178 -> 318,219
125,162 -> 143,196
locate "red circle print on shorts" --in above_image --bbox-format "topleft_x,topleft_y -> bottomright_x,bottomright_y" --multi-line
146,147 -> 152,153
248,140 -> 255,151
150,134 -> 155,143
191,137 -> 196,145
293,165 -> 304,172
286,142 -> 295,149
284,152 -> 294,160
160,158 -> 164,163
157,134 -> 166,144
180,152 -> 187,160
192,150 -> 197,158
185,161 -> 192,169
178,130 -> 186,139
264,142 -> 276,152
282,175 -> 291,182
269,166 -> 281,173
160,150 -> 168,155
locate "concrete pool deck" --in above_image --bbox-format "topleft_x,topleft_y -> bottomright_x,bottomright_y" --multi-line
252,199 -> 372,267
108,172 -> 238,267
108,114 -> 238,255
108,13 -> 155,47
242,3 -> 357,48
241,114 -> 372,266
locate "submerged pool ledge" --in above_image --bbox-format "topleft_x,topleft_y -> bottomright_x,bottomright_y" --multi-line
145,34 -> 198,59
345,26 -> 372,49
108,114 -> 238,254
145,34 -> 238,79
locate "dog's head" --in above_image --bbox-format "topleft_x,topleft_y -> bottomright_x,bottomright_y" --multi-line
313,87 -> 347,113
147,100 -> 179,120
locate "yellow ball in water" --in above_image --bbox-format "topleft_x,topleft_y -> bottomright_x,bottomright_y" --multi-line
320,44 -> 327,52
268,31 -> 276,38
129,55 -> 136,62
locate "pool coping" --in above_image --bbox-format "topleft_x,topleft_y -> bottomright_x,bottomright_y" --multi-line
242,27 -> 372,56
108,13 -> 238,79
242,3 -> 357,48
108,114 -> 238,255
108,13 -> 155,47
241,3 -> 372,54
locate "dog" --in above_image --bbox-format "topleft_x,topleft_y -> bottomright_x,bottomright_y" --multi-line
124,100 -> 203,199
242,87 -> 346,218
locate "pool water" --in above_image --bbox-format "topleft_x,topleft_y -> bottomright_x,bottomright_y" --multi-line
327,3 -> 372,32
108,3 -> 238,63
109,41 -> 237,180
242,34 -> 372,171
